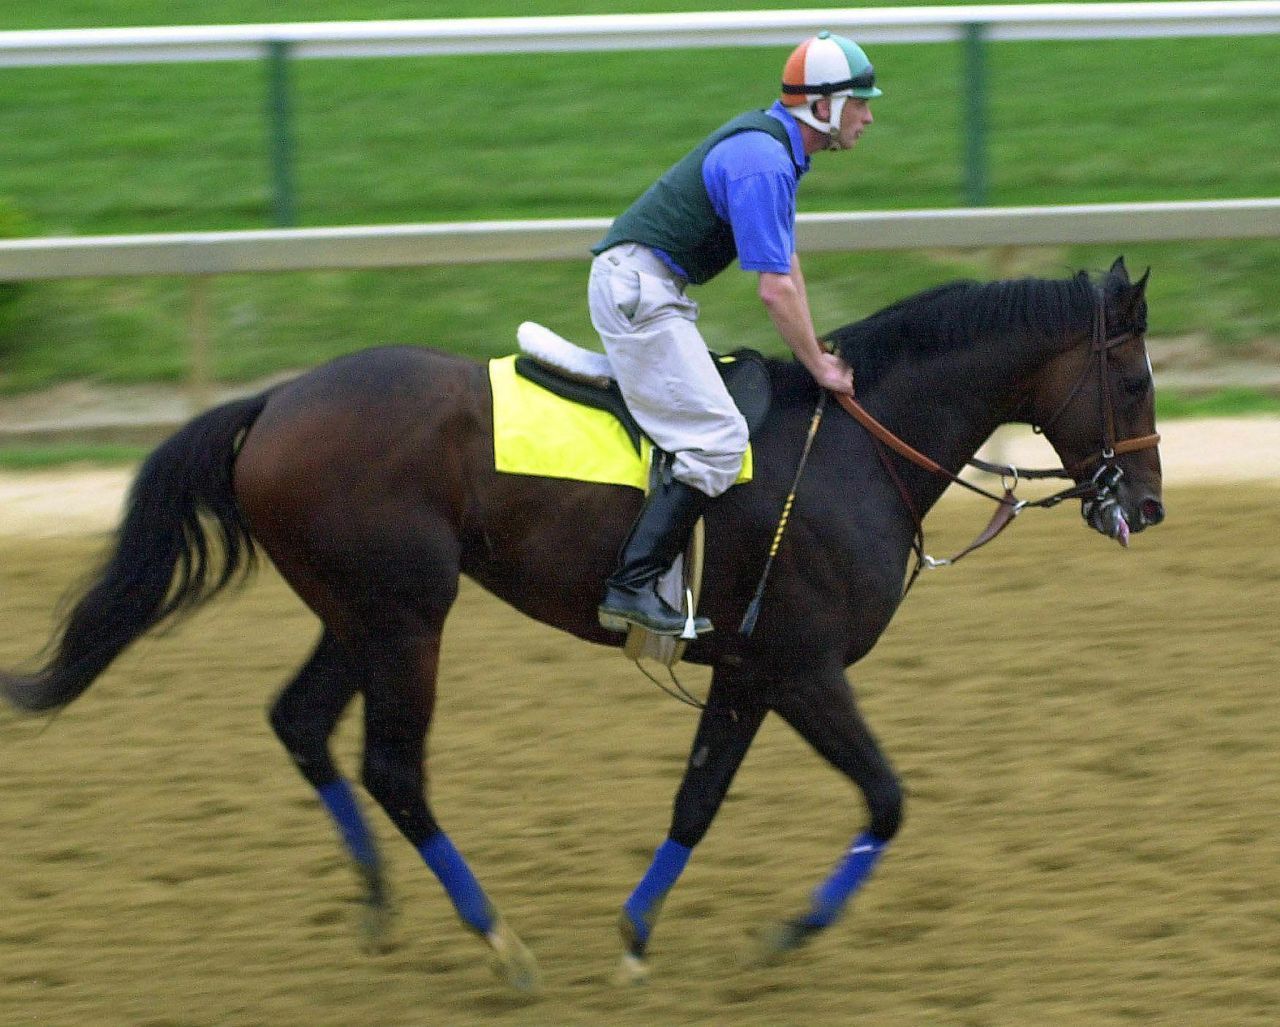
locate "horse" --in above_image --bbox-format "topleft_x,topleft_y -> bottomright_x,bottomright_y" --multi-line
1,256 -> 1163,990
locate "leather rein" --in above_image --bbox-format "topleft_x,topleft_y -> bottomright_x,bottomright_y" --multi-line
833,295 -> 1161,590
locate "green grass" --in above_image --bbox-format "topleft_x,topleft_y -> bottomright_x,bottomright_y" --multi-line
1,2 -> 1278,394
1155,388 -> 1280,419
0,442 -> 150,469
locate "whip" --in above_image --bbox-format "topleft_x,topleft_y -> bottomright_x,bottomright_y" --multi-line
739,388 -> 828,637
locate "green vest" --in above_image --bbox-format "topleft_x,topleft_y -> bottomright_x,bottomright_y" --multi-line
593,110 -> 798,286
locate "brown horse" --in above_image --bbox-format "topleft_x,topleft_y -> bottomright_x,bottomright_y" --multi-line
1,258 -> 1163,990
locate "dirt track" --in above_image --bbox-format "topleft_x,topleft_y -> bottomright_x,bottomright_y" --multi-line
0,428 -> 1277,1026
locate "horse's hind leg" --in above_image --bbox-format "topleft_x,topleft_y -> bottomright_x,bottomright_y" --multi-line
268,630 -> 393,950
356,622 -> 540,992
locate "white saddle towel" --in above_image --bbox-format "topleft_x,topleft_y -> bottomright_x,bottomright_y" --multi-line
516,322 -> 614,388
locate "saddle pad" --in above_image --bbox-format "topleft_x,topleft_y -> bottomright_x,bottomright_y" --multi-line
489,355 -> 752,488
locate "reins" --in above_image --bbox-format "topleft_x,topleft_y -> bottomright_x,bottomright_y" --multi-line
736,290 -> 1162,638
836,391 -> 1123,593
832,292 -> 1160,589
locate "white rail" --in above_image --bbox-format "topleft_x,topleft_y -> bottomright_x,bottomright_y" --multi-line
3,4 -> 1279,65
7,6 -> 1274,216
2,200 -> 1279,281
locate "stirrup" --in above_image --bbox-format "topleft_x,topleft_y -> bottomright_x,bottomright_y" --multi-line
598,590 -> 712,636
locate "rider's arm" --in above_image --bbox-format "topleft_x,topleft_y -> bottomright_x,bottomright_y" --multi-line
759,258 -> 854,395
704,134 -> 854,396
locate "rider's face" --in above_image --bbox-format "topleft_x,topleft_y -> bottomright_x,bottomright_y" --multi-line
834,98 -> 873,149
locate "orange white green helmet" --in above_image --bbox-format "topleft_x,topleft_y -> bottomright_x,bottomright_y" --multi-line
781,31 -> 881,145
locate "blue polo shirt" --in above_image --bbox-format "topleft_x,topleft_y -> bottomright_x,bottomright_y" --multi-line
700,101 -> 810,275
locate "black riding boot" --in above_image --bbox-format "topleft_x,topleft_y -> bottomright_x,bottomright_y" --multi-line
598,478 -> 714,636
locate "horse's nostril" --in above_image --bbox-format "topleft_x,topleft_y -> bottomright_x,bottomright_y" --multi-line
1140,498 -> 1165,527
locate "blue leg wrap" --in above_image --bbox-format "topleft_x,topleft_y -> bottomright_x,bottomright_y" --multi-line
419,832 -> 495,935
622,838 -> 692,954
317,779 -> 378,869
803,831 -> 887,930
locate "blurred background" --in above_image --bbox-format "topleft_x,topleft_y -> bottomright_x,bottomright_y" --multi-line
0,0 -> 1278,442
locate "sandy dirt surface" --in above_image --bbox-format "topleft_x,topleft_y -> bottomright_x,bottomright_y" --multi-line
1,483 -> 1277,1026
0,416 -> 1274,537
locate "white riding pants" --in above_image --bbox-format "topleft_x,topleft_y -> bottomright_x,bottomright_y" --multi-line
588,244 -> 748,498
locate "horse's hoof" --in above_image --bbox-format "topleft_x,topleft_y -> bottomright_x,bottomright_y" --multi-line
614,952 -> 650,987
750,918 -> 820,967
354,863 -> 395,954
485,918 -> 541,994
358,897 -> 395,954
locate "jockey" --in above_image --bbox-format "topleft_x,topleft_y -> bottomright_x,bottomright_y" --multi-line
591,31 -> 880,637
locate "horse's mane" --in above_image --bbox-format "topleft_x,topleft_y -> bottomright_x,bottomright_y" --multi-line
769,271 -> 1096,399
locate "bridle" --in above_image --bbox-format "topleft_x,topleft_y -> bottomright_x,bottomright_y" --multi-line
737,288 -> 1164,640
834,289 -> 1161,588
1020,292 -> 1161,478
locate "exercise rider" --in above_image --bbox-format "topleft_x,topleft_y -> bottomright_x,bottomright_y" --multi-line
590,31 -> 878,636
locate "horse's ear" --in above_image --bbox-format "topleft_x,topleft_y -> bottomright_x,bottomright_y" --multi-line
1108,255 -> 1130,284
1114,265 -> 1151,326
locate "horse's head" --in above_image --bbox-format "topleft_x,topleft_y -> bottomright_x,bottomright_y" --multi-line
1025,257 -> 1164,545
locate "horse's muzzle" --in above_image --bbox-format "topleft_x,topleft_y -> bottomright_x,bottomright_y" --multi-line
1082,486 -> 1164,546
1137,497 -> 1165,528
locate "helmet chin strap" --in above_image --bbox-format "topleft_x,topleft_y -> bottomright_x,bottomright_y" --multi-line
792,94 -> 850,149
824,94 -> 850,149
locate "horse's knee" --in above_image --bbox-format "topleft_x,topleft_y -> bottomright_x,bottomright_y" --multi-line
865,774 -> 904,842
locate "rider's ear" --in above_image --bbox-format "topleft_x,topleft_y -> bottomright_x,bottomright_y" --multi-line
812,97 -> 832,121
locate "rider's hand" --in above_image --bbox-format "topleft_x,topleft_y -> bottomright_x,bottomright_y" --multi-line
809,351 -> 855,396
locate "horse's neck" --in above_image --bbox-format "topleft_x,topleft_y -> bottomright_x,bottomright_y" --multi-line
861,330 -> 1062,516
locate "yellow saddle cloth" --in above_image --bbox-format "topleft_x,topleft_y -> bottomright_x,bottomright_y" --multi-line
488,355 -> 752,489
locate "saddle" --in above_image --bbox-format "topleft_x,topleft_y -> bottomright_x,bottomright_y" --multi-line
512,322 -> 772,671
513,322 -> 772,455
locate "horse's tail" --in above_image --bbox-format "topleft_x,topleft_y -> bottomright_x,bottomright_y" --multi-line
1,389 -> 277,714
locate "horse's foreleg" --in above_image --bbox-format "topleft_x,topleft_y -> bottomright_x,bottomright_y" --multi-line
268,631 -> 392,950
762,667 -> 903,961
358,627 -> 540,993
616,671 -> 767,984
